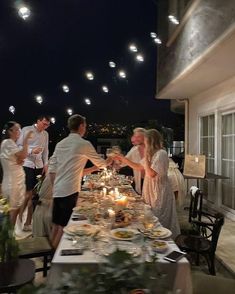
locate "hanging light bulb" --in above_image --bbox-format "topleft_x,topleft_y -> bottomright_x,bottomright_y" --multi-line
168,15 -> 179,25
50,117 -> 56,124
136,54 -> 144,62
129,44 -> 138,52
109,61 -> 116,68
154,37 -> 162,44
18,6 -> 31,20
85,72 -> 94,80
84,98 -> 91,105
35,95 -> 43,104
150,32 -> 157,38
102,85 -> 109,93
67,108 -> 73,116
9,105 -> 15,114
62,84 -> 69,93
118,70 -> 126,79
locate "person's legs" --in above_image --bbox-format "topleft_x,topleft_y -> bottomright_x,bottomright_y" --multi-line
51,224 -> 63,249
10,208 -> 20,226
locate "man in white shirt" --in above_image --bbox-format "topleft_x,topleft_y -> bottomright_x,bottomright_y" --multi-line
17,115 -> 50,231
125,128 -> 146,194
49,114 -> 110,248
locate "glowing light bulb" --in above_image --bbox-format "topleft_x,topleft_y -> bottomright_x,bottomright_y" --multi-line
50,117 -> 56,124
85,72 -> 94,80
62,84 -> 69,93
18,6 -> 31,20
84,98 -> 91,105
154,37 -> 162,44
129,44 -> 138,52
136,54 -> 144,62
102,85 -> 109,93
150,32 -> 157,38
109,61 -> 116,68
9,106 -> 15,114
118,70 -> 126,79
67,108 -> 73,116
35,95 -> 43,104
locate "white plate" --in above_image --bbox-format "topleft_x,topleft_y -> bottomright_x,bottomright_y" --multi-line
151,240 -> 169,253
140,227 -> 172,239
102,242 -> 141,257
63,223 -> 98,236
110,228 -> 139,241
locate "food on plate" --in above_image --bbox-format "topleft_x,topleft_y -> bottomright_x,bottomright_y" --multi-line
152,240 -> 168,250
113,230 -> 135,239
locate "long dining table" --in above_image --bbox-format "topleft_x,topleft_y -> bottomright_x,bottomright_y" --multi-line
47,179 -> 192,294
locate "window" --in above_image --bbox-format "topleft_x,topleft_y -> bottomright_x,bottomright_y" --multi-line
200,114 -> 215,202
221,113 -> 235,210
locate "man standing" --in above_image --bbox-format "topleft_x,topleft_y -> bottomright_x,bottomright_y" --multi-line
49,114 -> 110,248
125,128 -> 146,194
18,115 -> 50,231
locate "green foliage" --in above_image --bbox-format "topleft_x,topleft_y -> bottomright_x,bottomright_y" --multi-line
19,249 -> 171,294
0,211 -> 19,263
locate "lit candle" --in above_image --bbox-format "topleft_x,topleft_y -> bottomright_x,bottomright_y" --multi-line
107,208 -> 116,218
114,187 -> 119,197
103,187 -> 107,196
115,195 -> 128,207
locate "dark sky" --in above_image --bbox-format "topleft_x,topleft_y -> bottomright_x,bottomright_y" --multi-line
0,0 -> 183,135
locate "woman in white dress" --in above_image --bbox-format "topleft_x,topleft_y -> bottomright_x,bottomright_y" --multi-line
0,121 -> 32,224
116,129 -> 180,239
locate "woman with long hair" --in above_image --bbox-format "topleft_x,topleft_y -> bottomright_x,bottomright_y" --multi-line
0,121 -> 32,225
115,129 -> 180,238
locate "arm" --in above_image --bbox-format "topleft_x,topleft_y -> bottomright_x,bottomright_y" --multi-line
42,132 -> 49,169
144,158 -> 158,178
84,142 -> 107,169
83,166 -> 99,176
15,131 -> 33,160
115,154 -> 144,171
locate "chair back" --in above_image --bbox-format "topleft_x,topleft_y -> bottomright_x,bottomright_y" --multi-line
210,213 -> 224,252
189,187 -> 203,223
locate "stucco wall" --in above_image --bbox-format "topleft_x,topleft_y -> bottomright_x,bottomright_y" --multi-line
188,75 -> 235,160
158,0 -> 235,92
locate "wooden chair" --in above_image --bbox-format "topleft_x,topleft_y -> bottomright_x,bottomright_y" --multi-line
17,236 -> 53,277
176,211 -> 224,275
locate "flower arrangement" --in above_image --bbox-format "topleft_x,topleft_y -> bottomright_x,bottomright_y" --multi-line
19,249 -> 171,294
0,197 -> 19,262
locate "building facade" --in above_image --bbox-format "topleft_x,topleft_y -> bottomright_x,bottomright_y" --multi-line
156,0 -> 235,219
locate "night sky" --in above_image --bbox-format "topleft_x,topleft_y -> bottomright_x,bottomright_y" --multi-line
0,0 -> 183,138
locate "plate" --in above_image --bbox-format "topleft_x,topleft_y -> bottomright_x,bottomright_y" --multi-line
63,223 -> 98,236
151,240 -> 168,253
102,242 -> 141,257
110,228 -> 139,241
148,227 -> 172,239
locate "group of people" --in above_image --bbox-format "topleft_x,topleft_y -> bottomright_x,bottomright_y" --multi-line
0,113 -> 185,248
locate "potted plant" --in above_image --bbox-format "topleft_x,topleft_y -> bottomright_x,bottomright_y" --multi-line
0,198 -> 19,263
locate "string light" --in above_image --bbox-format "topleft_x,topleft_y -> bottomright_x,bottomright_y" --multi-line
102,85 -> 109,93
136,54 -> 144,62
67,108 -> 73,116
62,84 -> 69,93
35,95 -> 43,104
154,37 -> 162,44
18,6 -> 31,20
9,106 -> 15,114
168,15 -> 179,25
129,44 -> 138,52
109,61 -> 116,68
150,32 -> 157,38
118,70 -> 127,79
85,72 -> 94,80
50,117 -> 56,124
84,98 -> 91,105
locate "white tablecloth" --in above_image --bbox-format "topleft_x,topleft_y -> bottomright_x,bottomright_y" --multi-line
48,218 -> 192,294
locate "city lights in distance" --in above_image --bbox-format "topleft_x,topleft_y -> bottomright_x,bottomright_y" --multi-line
50,117 -> 56,124
136,54 -> 144,62
9,106 -> 15,114
102,85 -> 109,93
18,6 -> 31,20
168,15 -> 179,25
35,95 -> 43,104
84,98 -> 91,105
118,70 -> 126,79
109,61 -> 116,68
67,108 -> 73,116
129,44 -> 138,52
62,84 -> 69,93
150,32 -> 157,38
154,37 -> 162,44
85,71 -> 94,80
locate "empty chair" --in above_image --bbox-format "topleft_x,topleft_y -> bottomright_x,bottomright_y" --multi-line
17,236 -> 53,277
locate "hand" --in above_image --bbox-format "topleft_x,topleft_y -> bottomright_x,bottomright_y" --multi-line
106,156 -> 113,166
42,165 -> 48,175
16,158 -> 24,165
113,154 -> 124,162
25,130 -> 34,140
32,146 -> 43,154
